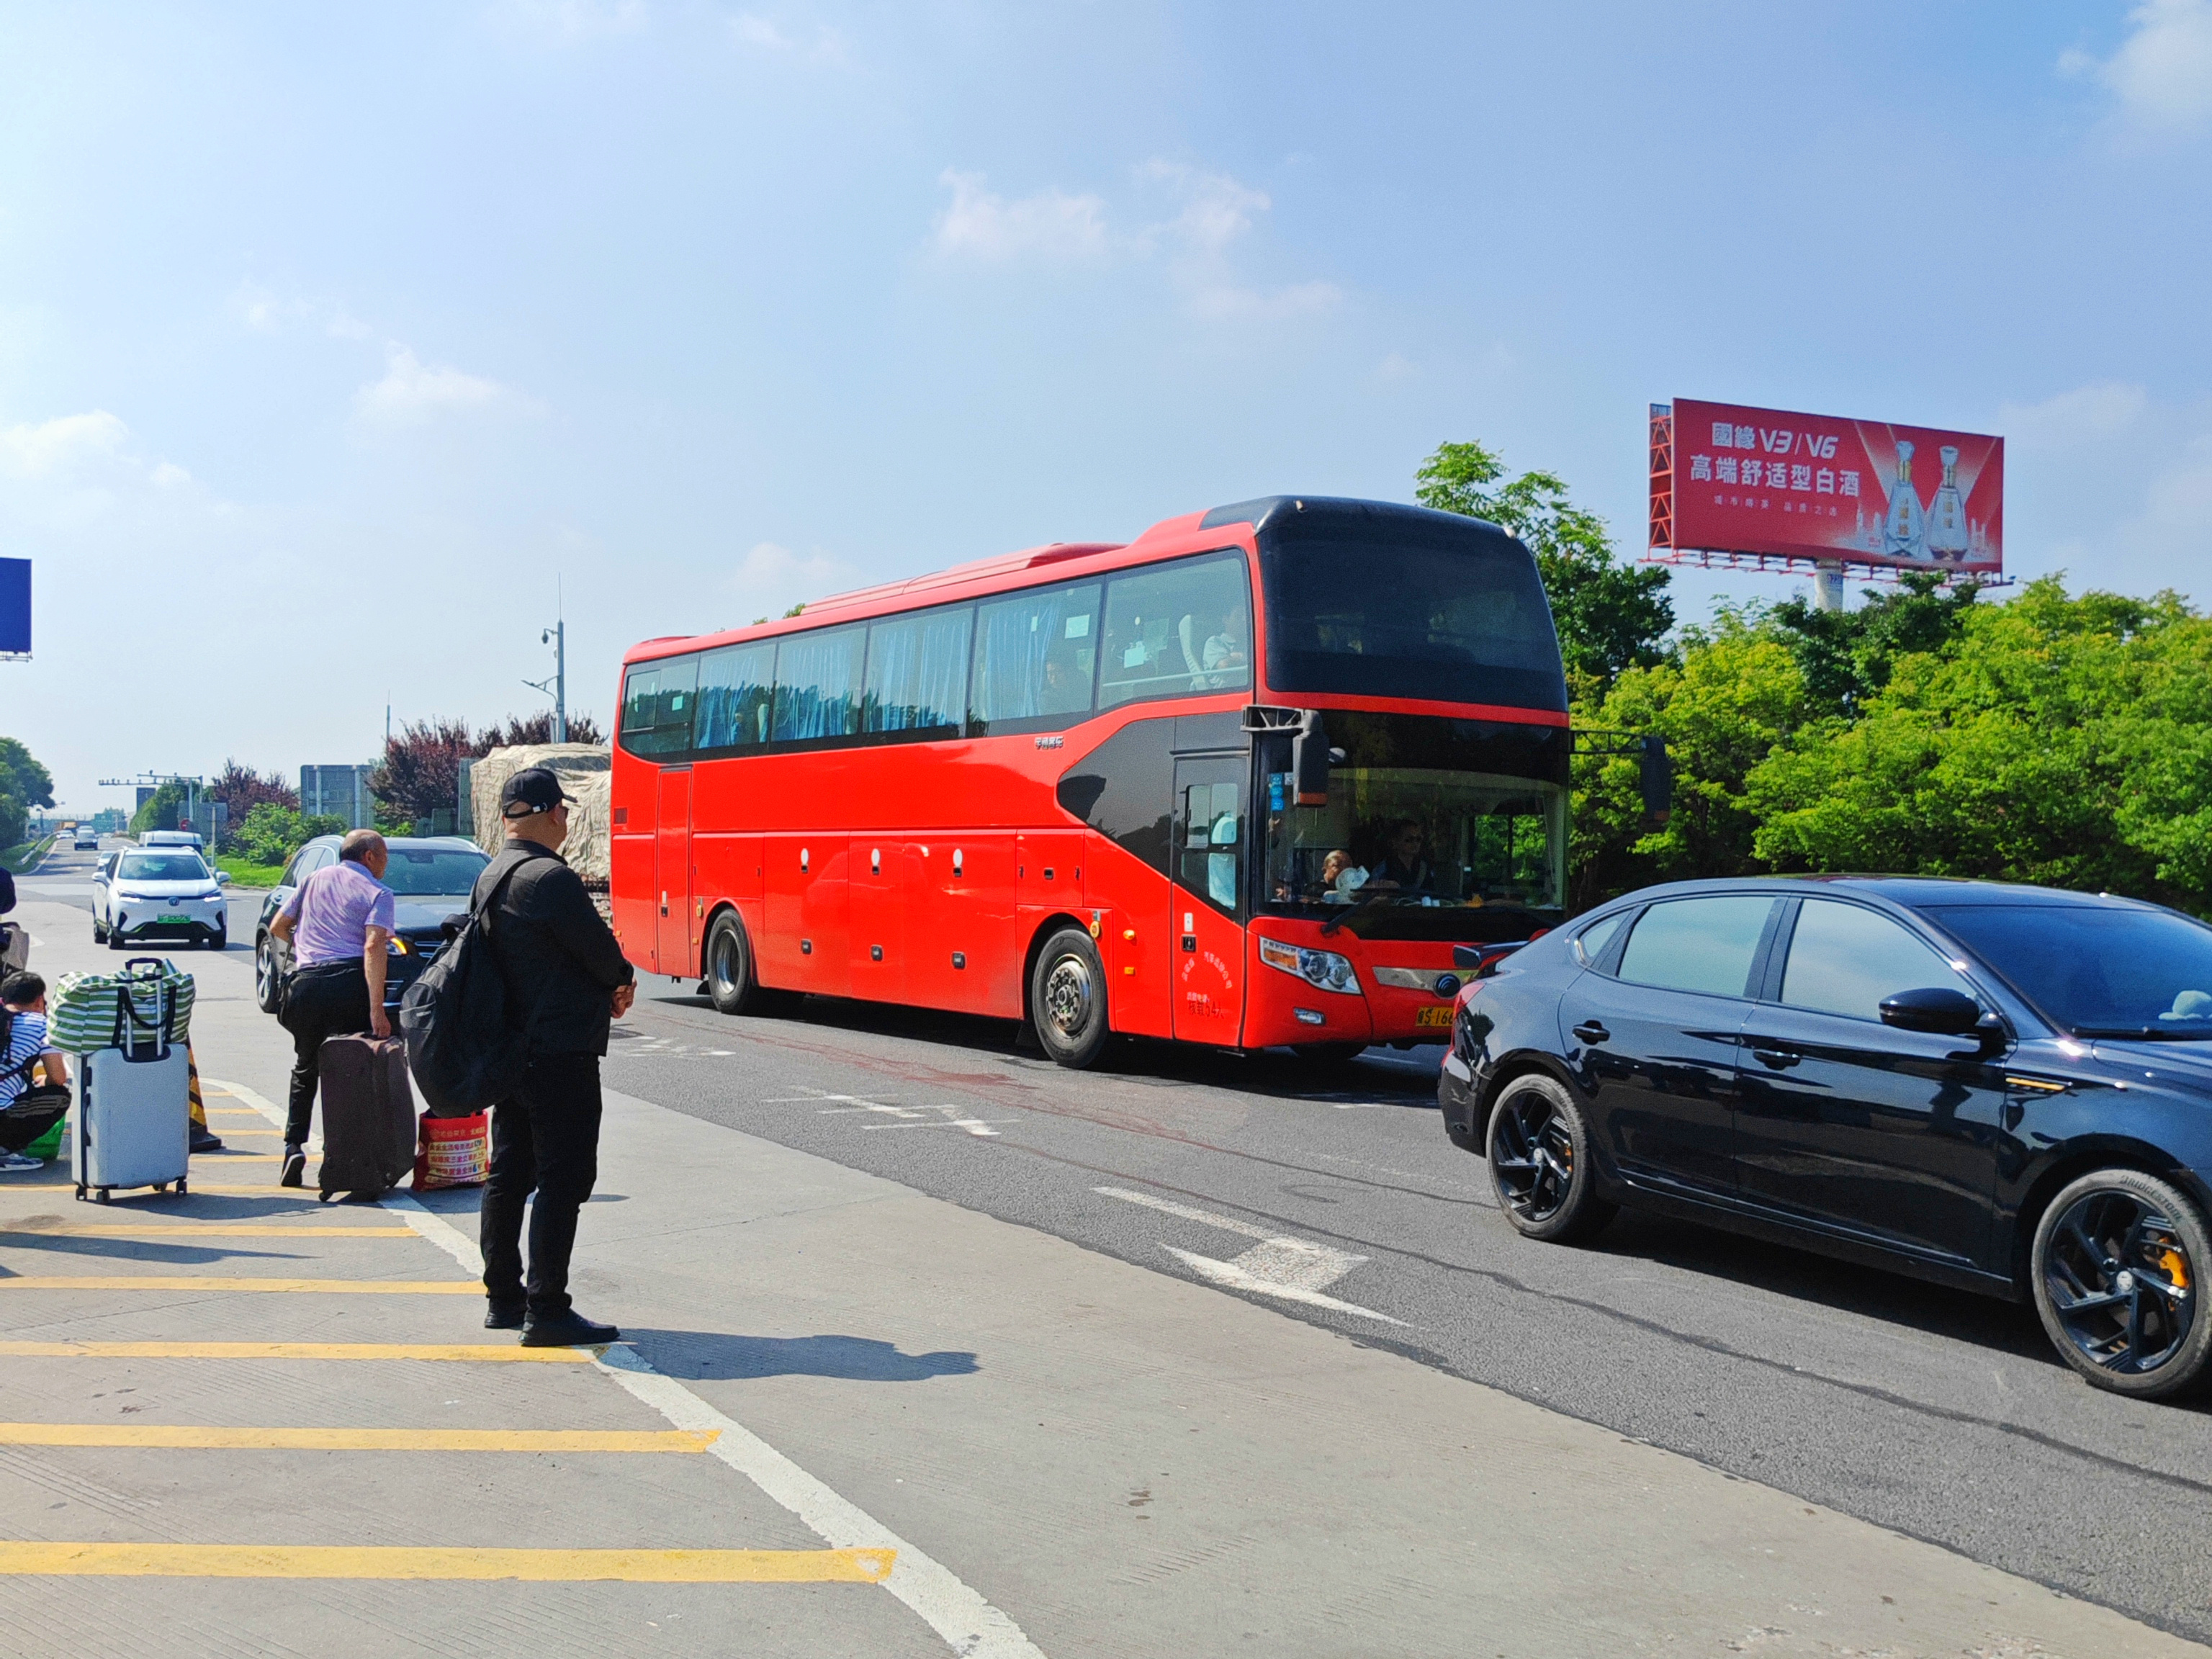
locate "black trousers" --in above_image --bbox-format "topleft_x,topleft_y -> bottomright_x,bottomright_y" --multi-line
480,1055 -> 603,1320
278,962 -> 373,1147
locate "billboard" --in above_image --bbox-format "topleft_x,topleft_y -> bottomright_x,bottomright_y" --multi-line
0,559 -> 26,656
1651,399 -> 2002,575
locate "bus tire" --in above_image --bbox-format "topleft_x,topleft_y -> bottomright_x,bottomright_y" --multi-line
703,909 -> 772,1017
1030,926 -> 1110,1070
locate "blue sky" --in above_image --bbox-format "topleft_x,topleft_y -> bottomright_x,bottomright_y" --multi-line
4,1 -> 2209,810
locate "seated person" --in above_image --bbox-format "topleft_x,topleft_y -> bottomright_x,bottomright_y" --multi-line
0,971 -> 71,1174
1365,820 -> 1435,893
1201,603 -> 1249,685
1318,849 -> 1367,902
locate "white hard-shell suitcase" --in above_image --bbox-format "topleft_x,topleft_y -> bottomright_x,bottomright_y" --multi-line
73,1048 -> 190,1201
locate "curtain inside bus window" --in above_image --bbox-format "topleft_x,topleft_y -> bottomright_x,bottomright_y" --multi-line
863,605 -> 974,735
770,626 -> 866,742
1097,552 -> 1251,710
970,582 -> 1100,729
696,641 -> 776,752
1259,519 -> 1567,711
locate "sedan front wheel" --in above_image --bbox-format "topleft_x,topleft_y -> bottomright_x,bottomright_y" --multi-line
2032,1168 -> 2212,1400
1485,1072 -> 1615,1244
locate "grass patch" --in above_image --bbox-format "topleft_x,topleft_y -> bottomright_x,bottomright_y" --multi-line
213,853 -> 286,889
0,836 -> 55,875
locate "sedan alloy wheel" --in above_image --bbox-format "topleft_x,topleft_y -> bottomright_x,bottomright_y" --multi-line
2033,1169 -> 2212,1398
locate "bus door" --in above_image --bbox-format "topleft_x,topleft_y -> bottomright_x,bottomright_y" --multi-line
656,768 -> 694,976
1170,755 -> 1246,1044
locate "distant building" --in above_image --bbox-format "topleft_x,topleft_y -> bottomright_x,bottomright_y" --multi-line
300,764 -> 377,830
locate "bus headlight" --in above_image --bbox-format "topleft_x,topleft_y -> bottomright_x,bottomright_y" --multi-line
1258,937 -> 1360,995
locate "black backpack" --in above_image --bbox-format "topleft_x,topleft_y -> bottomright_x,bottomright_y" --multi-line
398,853 -> 531,1115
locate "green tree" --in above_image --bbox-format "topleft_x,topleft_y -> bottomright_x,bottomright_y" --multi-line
0,736 -> 55,849
233,804 -> 347,869
129,780 -> 190,836
1416,440 -> 1674,690
1762,571 -> 1984,719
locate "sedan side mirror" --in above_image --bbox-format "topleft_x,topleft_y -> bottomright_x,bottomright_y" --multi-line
215,871 -> 231,885
1879,986 -> 1985,1037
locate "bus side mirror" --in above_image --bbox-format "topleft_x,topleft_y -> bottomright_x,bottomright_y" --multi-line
1639,735 -> 1673,826
1291,711 -> 1333,807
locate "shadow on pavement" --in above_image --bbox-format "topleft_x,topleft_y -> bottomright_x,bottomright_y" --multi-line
626,1328 -> 980,1382
0,1232 -> 314,1267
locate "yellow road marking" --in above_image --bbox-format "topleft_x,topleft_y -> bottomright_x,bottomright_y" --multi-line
1,1224 -> 415,1238
0,1277 -> 476,1294
204,1109 -> 271,1119
192,1154 -> 282,1162
0,1424 -> 717,1452
0,1543 -> 894,1582
0,1341 -> 592,1363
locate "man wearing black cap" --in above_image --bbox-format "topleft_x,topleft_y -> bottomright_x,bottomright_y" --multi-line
474,766 -> 637,1346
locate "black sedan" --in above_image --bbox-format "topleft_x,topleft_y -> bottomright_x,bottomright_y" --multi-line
1439,876 -> 2212,1400
253,835 -> 489,1016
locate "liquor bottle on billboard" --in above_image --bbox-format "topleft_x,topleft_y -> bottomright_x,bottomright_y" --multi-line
1881,440 -> 1928,562
1925,444 -> 1969,562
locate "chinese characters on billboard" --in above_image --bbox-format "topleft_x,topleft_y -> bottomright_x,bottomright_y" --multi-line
1651,398 -> 2002,575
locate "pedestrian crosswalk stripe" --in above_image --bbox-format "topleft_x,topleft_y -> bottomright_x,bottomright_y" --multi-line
0,1341 -> 593,1362
0,1424 -> 718,1452
1,1224 -> 415,1238
0,1277 -> 477,1294
0,1543 -> 895,1582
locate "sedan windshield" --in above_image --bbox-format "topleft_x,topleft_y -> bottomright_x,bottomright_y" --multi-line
382,848 -> 491,896
117,853 -> 210,883
1921,903 -> 2212,1038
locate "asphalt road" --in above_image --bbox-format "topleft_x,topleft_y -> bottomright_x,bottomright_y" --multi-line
24,837 -> 2211,1643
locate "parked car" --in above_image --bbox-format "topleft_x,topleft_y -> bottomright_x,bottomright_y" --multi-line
253,835 -> 490,1015
1440,876 -> 2212,1401
92,847 -> 231,948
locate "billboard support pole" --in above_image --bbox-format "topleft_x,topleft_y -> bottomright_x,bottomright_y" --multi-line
1812,562 -> 1845,613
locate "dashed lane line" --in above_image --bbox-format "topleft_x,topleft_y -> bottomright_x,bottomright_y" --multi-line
0,1341 -> 592,1362
0,1543 -> 894,1582
0,1424 -> 719,1452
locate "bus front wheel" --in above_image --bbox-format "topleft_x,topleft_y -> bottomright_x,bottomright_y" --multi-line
703,909 -> 773,1017
1030,927 -> 1110,1070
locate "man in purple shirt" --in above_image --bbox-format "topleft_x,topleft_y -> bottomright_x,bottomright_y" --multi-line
269,829 -> 396,1186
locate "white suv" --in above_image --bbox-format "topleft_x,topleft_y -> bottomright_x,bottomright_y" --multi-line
92,846 -> 231,950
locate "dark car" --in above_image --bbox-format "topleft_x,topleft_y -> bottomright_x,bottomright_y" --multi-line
253,836 -> 490,1017
1439,876 -> 2212,1400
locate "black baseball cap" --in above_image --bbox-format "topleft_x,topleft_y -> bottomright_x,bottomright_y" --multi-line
500,767 -> 577,818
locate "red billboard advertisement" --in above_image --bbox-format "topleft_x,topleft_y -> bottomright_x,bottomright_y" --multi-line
1652,398 -> 2002,575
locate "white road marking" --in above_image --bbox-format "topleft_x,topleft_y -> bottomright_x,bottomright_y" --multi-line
1093,1186 -> 1406,1326
385,1192 -> 1046,1658
820,1102 -> 1004,1138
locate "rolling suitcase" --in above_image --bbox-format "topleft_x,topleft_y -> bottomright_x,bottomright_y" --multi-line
317,1035 -> 417,1200
71,964 -> 191,1202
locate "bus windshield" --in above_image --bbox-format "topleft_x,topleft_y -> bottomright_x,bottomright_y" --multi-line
1258,512 -> 1566,712
1254,712 -> 1568,940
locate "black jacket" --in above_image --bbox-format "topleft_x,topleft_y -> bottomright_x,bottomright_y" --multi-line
472,841 -> 634,1058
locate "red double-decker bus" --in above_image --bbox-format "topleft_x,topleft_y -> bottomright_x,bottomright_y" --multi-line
610,495 -> 1568,1068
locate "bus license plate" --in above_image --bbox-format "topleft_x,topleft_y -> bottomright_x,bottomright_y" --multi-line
1416,1005 -> 1455,1029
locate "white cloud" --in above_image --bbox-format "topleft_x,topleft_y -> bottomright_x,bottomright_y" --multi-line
0,410 -> 133,479
236,283 -> 371,340
932,171 -> 1110,263
729,540 -> 853,616
1997,379 -> 2150,441
2063,0 -> 2212,132
354,345 -> 527,424
0,410 -> 212,535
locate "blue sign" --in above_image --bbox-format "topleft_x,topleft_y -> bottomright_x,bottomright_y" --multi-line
0,559 -> 26,656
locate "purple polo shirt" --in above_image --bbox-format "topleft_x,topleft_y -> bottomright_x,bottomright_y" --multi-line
282,859 -> 397,968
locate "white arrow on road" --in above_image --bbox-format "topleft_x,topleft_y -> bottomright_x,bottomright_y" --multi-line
1095,1186 -> 1405,1325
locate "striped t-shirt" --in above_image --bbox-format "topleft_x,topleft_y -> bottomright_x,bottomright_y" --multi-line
0,1011 -> 52,1106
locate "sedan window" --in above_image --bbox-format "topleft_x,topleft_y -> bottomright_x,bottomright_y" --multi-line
1572,909 -> 1632,967
1616,896 -> 1776,998
1781,901 -> 1970,1022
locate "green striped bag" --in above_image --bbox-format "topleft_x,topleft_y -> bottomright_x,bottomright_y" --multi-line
48,959 -> 195,1055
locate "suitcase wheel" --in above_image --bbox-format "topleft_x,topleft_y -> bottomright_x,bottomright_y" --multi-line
175,1178 -> 187,1196
73,1184 -> 86,1202
93,1189 -> 110,1205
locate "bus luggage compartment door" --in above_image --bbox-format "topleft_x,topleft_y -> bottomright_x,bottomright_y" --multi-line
1170,756 -> 1246,1046
655,768 -> 693,977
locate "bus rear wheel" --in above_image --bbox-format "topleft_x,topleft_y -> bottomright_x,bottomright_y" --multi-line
1030,926 -> 1110,1070
703,910 -> 775,1017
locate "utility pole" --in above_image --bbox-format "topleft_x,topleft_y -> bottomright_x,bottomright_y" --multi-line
523,581 -> 568,743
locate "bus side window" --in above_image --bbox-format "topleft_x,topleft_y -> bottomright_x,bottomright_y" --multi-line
621,667 -> 661,752
971,581 -> 1100,729
696,642 -> 775,752
1099,552 -> 1252,710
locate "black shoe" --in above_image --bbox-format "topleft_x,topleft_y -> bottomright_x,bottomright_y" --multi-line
190,1128 -> 225,1154
485,1300 -> 526,1331
520,1311 -> 620,1347
279,1147 -> 305,1188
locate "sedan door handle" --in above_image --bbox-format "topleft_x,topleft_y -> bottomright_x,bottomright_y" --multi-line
1750,1046 -> 1800,1070
1571,1020 -> 1610,1046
